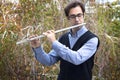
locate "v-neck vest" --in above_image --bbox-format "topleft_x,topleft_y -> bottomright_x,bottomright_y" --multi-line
57,31 -> 100,80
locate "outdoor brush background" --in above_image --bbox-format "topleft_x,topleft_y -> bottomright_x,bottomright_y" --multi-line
0,0 -> 120,80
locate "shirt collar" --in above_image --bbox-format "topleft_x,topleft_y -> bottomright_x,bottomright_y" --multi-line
69,26 -> 88,38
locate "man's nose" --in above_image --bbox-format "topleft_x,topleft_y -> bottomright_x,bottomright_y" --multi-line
75,17 -> 79,21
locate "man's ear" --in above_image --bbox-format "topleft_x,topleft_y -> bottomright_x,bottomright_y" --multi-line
67,17 -> 70,20
83,13 -> 85,19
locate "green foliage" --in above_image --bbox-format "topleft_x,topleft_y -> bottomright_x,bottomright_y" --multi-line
0,0 -> 60,79
109,20 -> 120,37
92,2 -> 120,80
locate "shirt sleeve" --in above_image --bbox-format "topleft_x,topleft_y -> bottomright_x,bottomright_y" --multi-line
52,37 -> 98,65
32,46 -> 60,66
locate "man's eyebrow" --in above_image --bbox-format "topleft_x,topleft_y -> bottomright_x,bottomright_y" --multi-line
69,13 -> 83,15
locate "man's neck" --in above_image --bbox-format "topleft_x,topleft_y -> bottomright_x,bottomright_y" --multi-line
71,27 -> 81,35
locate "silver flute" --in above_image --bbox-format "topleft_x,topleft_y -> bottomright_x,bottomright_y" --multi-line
16,23 -> 86,45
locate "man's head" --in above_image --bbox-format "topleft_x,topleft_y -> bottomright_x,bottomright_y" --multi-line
64,1 -> 85,33
64,1 -> 85,18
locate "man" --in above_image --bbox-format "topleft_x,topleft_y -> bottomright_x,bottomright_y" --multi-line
30,1 -> 100,80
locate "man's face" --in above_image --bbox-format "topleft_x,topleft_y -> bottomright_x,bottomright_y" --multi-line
68,6 -> 84,26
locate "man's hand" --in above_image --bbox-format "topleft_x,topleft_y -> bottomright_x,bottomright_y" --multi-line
29,35 -> 41,48
43,30 -> 56,43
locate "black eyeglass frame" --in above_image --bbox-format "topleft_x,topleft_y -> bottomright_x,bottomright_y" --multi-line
68,13 -> 84,19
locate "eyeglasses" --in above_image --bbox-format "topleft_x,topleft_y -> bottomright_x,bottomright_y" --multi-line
68,13 -> 83,19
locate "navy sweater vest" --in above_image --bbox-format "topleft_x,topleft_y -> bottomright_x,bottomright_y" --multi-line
57,31 -> 99,80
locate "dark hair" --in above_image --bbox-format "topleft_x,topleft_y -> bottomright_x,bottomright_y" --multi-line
64,1 -> 85,17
